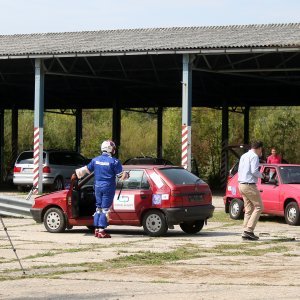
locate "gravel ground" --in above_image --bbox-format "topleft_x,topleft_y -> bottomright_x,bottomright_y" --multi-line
0,195 -> 299,300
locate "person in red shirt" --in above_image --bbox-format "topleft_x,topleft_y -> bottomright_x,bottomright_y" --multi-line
267,148 -> 282,164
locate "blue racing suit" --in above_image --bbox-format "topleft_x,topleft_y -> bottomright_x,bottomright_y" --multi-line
87,153 -> 123,229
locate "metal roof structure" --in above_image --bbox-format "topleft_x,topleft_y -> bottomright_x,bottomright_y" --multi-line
1,24 -> 300,57
0,23 -> 300,110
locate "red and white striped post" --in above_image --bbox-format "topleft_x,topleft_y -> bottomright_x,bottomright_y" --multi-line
181,125 -> 188,169
181,54 -> 192,171
33,128 -> 40,193
33,59 -> 44,194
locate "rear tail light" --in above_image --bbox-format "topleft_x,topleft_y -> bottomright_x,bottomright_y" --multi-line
13,166 -> 21,173
43,166 -> 51,173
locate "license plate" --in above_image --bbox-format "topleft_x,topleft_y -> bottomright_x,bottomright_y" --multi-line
188,194 -> 203,202
22,168 -> 33,173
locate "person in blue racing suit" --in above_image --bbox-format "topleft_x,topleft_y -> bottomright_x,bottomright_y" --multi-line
72,140 -> 128,238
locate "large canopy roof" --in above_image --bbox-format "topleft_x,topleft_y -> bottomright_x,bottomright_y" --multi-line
0,23 -> 300,109
1,24 -> 300,57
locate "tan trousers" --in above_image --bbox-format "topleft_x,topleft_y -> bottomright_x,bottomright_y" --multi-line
238,183 -> 264,233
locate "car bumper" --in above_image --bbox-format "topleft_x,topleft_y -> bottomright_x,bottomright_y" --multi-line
162,204 -> 215,225
13,176 -> 54,186
30,208 -> 43,223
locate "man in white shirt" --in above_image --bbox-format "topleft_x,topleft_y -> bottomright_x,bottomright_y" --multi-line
238,140 -> 267,240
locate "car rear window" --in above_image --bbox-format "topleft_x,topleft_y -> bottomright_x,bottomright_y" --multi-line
49,152 -> 85,166
17,151 -> 46,164
159,168 -> 204,185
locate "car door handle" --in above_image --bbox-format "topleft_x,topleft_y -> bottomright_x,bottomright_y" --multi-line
141,195 -> 147,199
259,190 -> 263,192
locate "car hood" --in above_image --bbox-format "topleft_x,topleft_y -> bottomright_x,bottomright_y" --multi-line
35,189 -> 68,200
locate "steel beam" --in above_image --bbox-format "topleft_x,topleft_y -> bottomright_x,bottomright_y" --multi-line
149,56 -> 160,82
33,58 -> 45,194
117,57 -> 128,79
112,100 -> 121,158
244,106 -> 250,145
84,57 -> 97,76
181,54 -> 192,171
157,107 -> 163,158
221,103 -> 229,190
11,107 -> 18,164
45,71 -> 172,88
75,109 -> 82,153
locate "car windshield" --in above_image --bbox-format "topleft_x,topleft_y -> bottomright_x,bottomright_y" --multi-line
17,151 -> 46,164
279,166 -> 300,184
159,168 -> 205,185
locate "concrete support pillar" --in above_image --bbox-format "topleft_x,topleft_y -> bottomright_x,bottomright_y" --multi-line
75,109 -> 82,153
33,58 -> 45,194
157,107 -> 163,158
112,100 -> 121,158
11,107 -> 18,164
221,103 -> 229,189
181,54 -> 192,171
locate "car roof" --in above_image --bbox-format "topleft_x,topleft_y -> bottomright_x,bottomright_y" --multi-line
123,157 -> 173,165
262,163 -> 300,167
123,164 -> 179,170
18,149 -> 81,153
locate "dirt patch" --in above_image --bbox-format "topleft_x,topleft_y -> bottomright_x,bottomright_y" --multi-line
0,207 -> 299,299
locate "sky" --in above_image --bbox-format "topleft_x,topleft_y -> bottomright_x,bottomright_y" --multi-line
0,0 -> 299,35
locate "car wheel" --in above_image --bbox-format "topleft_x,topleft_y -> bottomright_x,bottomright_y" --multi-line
52,177 -> 64,191
180,220 -> 205,234
285,202 -> 300,226
142,210 -> 168,237
43,207 -> 66,233
229,198 -> 244,220
17,185 -> 25,192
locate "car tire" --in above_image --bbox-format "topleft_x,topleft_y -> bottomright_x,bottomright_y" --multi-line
229,198 -> 244,220
17,185 -> 25,192
142,210 -> 168,237
284,202 -> 300,226
52,176 -> 64,191
43,207 -> 66,233
180,220 -> 204,234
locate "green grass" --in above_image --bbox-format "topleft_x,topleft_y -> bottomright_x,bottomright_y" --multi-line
0,238 -> 296,281
210,211 -> 243,224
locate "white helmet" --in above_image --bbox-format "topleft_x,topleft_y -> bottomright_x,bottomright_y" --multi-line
101,140 -> 116,155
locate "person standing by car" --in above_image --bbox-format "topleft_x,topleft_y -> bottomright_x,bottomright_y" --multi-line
238,140 -> 267,240
71,140 -> 128,238
267,147 -> 282,164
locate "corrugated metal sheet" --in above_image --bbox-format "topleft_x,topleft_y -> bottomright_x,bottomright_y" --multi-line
0,23 -> 300,57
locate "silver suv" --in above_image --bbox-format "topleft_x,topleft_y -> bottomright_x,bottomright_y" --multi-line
13,150 -> 87,191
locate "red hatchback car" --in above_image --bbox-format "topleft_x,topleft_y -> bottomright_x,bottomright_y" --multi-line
31,165 -> 214,236
224,164 -> 300,225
